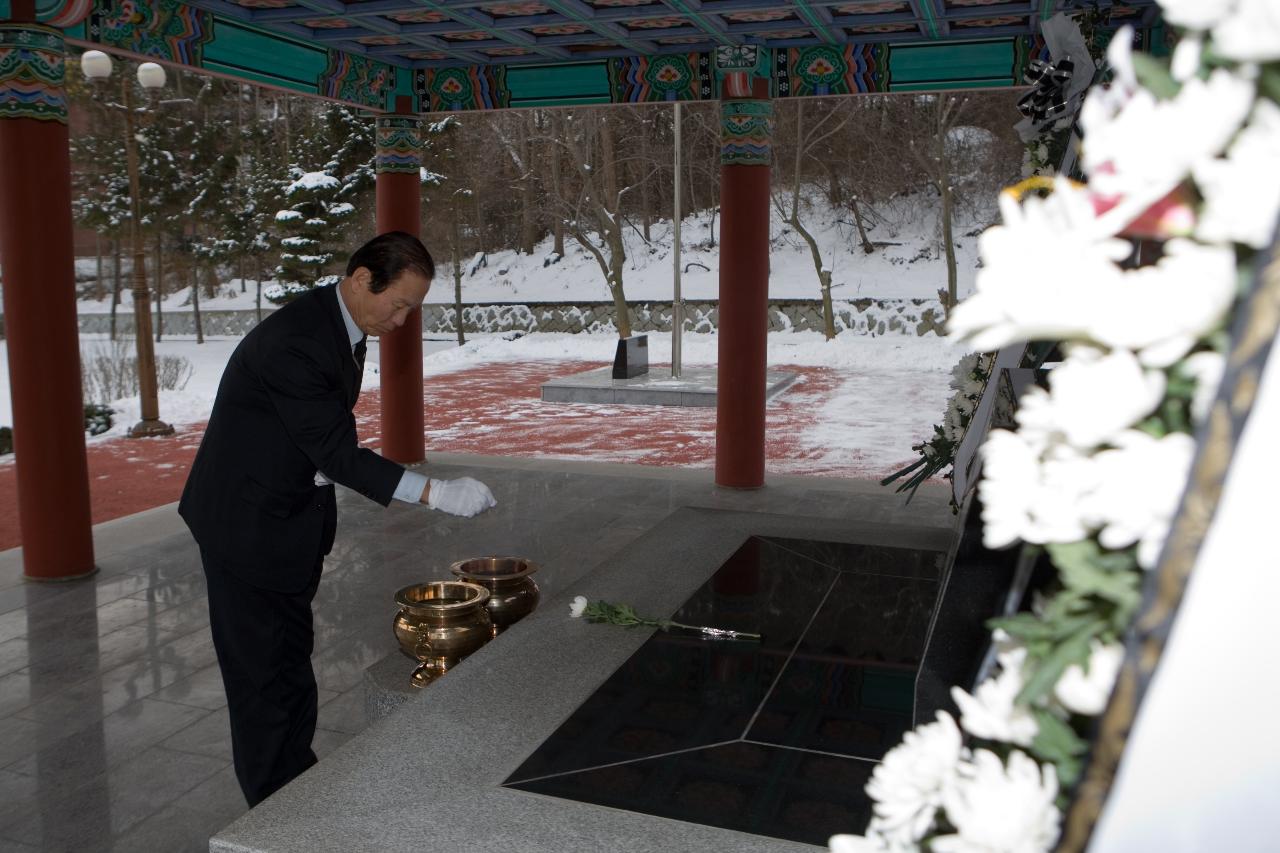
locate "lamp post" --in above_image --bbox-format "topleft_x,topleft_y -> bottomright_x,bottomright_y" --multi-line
81,50 -> 173,438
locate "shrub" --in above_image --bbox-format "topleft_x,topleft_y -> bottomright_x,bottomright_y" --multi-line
84,403 -> 113,436
81,338 -> 194,405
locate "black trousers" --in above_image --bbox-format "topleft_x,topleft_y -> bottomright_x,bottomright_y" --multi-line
202,547 -> 323,807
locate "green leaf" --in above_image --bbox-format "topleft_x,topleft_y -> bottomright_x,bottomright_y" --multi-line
1047,540 -> 1137,575
1030,708 -> 1086,789
1031,708 -> 1087,758
1131,53 -> 1180,99
1258,63 -> 1280,104
1137,416 -> 1168,438
1041,592 -> 1097,623
880,456 -> 927,486
988,613 -> 1060,642
1017,621 -> 1101,705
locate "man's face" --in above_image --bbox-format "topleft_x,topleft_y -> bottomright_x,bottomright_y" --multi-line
351,267 -> 431,337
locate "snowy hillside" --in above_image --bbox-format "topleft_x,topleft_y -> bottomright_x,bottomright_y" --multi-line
72,192 -> 990,313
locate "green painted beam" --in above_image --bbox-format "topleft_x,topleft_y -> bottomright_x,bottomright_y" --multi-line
890,40 -> 1015,87
202,61 -> 315,95
891,77 -> 1014,92
505,62 -> 610,104
510,94 -> 612,107
204,19 -> 328,93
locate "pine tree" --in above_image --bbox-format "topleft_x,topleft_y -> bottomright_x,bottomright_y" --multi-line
70,124 -> 131,303
267,166 -> 355,303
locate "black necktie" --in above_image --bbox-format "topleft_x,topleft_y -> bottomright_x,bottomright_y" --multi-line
353,337 -> 367,373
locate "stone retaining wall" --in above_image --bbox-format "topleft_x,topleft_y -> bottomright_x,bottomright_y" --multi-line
69,298 -> 944,338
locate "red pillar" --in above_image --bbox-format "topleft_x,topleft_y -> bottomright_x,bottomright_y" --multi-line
715,77 -> 772,489
374,98 -> 424,464
0,22 -> 96,579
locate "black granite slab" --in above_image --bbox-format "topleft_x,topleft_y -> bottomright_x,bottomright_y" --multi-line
505,535 -> 947,847
612,335 -> 649,379
747,571 -> 938,760
509,743 -> 875,848
505,538 -> 836,782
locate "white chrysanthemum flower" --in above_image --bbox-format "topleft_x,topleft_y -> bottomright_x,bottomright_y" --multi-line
1054,641 -> 1125,716
1211,0 -> 1280,61
953,194 -> 1229,365
1159,0 -> 1234,30
1082,67 -> 1255,223
978,430 -> 1044,550
989,628 -> 1022,662
1195,99 -> 1280,250
944,405 -> 966,443
949,353 -> 981,391
949,183 -> 1134,350
1088,239 -> 1238,367
1079,430 -> 1197,569
980,431 -> 1096,550
569,595 -> 588,618
865,712 -> 966,845
933,750 -> 1061,853
1170,34 -> 1204,82
951,649 -> 1039,746
828,833 -> 908,853
996,438 -> 1087,548
1181,351 -> 1226,424
1016,347 -> 1165,449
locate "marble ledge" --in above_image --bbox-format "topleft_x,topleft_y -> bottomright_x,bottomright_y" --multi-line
211,507 -> 951,853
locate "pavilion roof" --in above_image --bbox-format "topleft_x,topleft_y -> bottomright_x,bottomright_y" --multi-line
62,0 -> 1166,112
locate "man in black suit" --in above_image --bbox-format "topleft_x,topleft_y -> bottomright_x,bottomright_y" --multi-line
179,231 -> 496,807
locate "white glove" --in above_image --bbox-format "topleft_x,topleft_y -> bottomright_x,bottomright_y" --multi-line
426,477 -> 497,518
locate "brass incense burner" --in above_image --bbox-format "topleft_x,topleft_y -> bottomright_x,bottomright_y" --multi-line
450,556 -> 541,637
393,580 -> 492,688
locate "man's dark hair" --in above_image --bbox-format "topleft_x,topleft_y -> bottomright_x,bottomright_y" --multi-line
346,231 -> 435,293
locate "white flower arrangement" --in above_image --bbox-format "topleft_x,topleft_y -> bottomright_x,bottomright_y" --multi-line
865,712 -> 964,845
834,3 -> 1277,850
880,353 -> 993,507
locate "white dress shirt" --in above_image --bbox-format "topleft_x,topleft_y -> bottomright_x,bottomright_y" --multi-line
313,284 -> 428,504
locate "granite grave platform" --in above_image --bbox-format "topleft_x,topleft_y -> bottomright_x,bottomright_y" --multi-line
540,366 -> 798,407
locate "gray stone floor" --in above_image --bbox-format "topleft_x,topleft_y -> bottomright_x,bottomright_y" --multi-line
0,454 -> 953,852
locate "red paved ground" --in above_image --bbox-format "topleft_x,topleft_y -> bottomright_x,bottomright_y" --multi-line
0,360 -> 903,551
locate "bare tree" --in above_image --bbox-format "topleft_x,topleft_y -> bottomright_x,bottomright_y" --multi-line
495,111 -> 540,255
901,93 -> 1021,317
541,108 -> 658,339
422,115 -> 473,347
773,98 -> 856,340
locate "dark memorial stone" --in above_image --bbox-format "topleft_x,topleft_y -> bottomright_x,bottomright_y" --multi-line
612,335 -> 648,379
505,536 -> 947,846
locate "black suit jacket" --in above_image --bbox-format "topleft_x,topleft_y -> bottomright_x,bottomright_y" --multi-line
179,285 -> 404,592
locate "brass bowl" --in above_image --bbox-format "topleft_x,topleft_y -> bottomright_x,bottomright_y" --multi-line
450,556 -> 541,637
393,580 -> 493,688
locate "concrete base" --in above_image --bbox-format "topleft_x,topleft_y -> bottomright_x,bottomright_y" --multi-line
540,366 -> 797,407
363,651 -> 419,724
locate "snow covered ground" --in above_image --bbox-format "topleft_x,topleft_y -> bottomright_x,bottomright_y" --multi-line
0,329 -> 970,480
72,193 -> 986,313
13,194 -> 979,476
